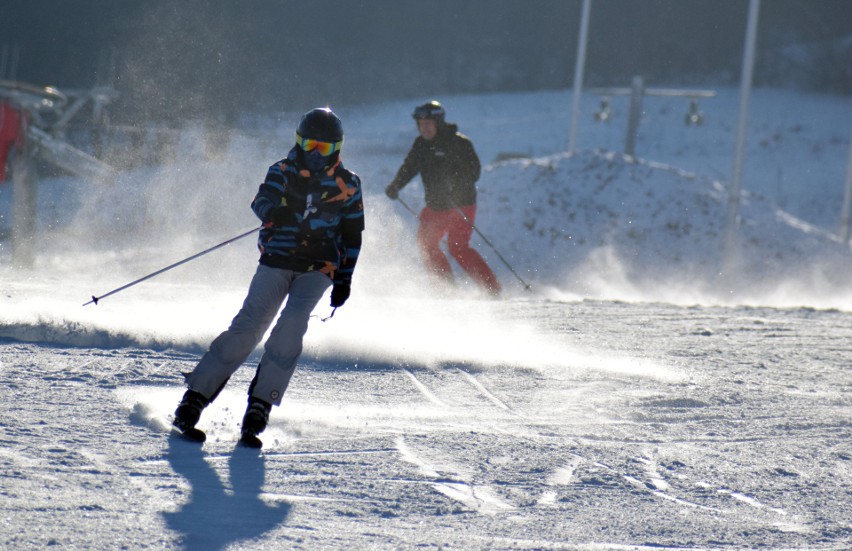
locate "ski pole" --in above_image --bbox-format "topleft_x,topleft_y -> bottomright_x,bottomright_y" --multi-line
452,204 -> 532,292
396,196 -> 419,217
84,225 -> 264,306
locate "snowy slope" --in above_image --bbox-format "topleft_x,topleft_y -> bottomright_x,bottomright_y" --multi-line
2,301 -> 850,550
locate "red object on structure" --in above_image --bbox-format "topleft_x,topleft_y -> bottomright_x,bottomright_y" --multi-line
0,101 -> 25,182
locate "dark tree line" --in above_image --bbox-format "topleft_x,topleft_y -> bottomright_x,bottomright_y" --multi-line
2,0 -> 849,125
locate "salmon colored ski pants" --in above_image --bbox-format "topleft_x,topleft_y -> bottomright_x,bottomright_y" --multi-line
417,204 -> 501,294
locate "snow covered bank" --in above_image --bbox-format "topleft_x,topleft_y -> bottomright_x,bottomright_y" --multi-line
473,150 -> 852,306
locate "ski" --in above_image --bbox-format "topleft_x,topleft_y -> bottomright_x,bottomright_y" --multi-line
238,433 -> 263,449
173,426 -> 206,443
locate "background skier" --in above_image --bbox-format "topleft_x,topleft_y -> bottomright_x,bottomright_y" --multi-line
385,100 -> 500,295
173,107 -> 364,448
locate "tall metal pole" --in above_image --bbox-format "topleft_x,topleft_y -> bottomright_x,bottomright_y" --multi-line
837,118 -> 852,244
625,75 -> 645,157
567,0 -> 591,155
723,0 -> 761,266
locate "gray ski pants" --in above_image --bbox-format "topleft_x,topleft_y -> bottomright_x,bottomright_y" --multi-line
186,265 -> 332,406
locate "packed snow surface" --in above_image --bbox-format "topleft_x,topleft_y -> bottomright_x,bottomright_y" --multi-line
1,87 -> 851,549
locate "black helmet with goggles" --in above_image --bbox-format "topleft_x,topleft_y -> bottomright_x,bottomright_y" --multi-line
412,100 -> 445,124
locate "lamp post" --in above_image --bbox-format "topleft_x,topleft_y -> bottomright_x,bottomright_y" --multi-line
567,0 -> 592,155
722,0 -> 761,273
838,119 -> 852,245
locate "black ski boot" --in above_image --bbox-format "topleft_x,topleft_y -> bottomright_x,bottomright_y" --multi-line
173,389 -> 209,442
239,397 -> 271,449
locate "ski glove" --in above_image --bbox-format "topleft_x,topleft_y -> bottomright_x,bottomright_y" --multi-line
266,206 -> 292,227
384,185 -> 399,200
330,283 -> 350,308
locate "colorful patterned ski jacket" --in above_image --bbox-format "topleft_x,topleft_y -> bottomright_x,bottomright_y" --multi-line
251,147 -> 364,285
386,123 -> 481,211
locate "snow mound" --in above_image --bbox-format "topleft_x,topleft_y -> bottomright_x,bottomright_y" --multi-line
475,150 -> 851,299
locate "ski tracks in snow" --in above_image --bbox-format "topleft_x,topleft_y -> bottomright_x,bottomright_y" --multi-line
396,364 -> 632,516
4,297 -> 851,549
394,435 -> 515,515
396,360 -> 801,530
401,365 -> 518,414
107,340 -> 818,541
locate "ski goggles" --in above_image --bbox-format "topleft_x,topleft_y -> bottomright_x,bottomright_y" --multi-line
413,104 -> 445,120
296,133 -> 343,157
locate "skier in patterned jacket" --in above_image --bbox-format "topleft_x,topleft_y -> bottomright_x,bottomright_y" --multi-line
173,107 -> 364,448
385,100 -> 500,295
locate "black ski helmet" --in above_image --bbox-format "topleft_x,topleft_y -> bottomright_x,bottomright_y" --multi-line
412,100 -> 445,125
295,107 -> 343,171
297,107 -> 343,142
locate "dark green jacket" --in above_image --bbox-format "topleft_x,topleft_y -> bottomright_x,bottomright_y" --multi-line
387,124 -> 481,211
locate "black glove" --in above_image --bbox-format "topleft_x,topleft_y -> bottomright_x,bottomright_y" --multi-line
385,185 -> 399,200
330,283 -> 350,308
266,206 -> 291,227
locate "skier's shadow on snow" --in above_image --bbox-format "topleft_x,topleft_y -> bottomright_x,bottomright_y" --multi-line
162,435 -> 292,550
